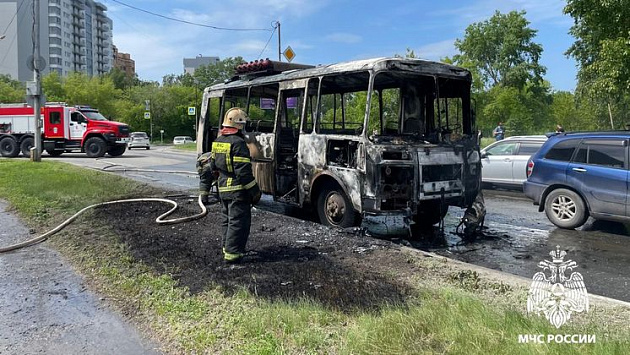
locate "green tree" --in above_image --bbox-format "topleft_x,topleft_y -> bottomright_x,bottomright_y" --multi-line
42,71 -> 65,102
193,57 -> 245,88
565,0 -> 630,95
0,74 -> 24,103
454,10 -> 546,90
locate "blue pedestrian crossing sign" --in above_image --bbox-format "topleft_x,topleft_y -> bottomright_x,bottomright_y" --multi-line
188,107 -> 196,116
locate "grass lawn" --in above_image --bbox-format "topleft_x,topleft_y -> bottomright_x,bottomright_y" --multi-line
0,159 -> 628,354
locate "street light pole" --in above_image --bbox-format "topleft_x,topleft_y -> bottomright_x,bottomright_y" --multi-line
31,0 -> 42,162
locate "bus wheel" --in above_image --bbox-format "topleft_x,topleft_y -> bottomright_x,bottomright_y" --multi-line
84,137 -> 107,158
317,184 -> 356,228
0,137 -> 19,157
20,137 -> 34,158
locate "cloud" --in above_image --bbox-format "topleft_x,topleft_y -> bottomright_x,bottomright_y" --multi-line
325,33 -> 362,44
429,0 -> 571,26
415,39 -> 457,61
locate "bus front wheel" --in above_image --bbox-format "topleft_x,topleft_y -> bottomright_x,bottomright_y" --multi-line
317,184 -> 356,228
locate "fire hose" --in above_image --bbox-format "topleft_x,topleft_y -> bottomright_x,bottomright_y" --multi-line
0,163 -> 219,253
0,195 -> 211,253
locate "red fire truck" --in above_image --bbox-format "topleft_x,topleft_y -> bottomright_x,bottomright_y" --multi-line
0,103 -> 130,158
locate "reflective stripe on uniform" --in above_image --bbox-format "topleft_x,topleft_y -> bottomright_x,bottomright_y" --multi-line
227,177 -> 233,186
217,179 -> 258,192
232,156 -> 251,163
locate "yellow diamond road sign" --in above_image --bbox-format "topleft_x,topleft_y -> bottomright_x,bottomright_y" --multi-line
283,46 -> 295,62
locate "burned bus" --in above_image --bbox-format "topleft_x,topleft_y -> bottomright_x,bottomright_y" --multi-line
197,57 -> 484,235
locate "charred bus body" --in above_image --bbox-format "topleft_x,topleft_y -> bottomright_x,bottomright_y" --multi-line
197,57 -> 485,236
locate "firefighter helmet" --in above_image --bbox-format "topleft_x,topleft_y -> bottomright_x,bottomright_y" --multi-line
222,107 -> 248,129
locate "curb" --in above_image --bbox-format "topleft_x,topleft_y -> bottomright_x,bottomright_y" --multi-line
402,246 -> 630,308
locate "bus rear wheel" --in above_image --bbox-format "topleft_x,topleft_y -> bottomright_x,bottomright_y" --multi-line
317,184 -> 356,228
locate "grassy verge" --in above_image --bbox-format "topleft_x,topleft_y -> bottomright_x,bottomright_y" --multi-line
172,142 -> 197,151
0,159 -> 628,354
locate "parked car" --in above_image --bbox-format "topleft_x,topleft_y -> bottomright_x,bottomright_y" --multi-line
524,131 -> 630,229
128,132 -> 150,150
480,135 -> 547,188
173,136 -> 194,145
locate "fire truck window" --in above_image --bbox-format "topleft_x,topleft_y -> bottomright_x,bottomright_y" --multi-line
49,112 -> 61,124
71,112 -> 81,122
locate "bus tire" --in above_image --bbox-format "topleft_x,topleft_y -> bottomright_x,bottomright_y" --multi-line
20,137 -> 34,158
0,137 -> 19,157
84,137 -> 107,158
317,184 -> 356,228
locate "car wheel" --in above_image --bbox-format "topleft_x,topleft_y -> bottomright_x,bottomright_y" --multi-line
317,184 -> 356,228
544,188 -> 588,229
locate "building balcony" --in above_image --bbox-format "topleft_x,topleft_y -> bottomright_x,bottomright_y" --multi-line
49,0 -> 61,8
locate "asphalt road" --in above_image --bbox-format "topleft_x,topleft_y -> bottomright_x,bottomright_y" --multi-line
50,147 -> 630,302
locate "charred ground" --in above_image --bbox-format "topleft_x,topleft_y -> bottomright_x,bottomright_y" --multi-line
99,196 -> 421,312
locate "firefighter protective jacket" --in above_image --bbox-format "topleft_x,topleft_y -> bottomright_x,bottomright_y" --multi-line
209,129 -> 260,200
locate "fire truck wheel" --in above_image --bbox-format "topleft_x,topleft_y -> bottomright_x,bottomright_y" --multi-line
0,137 -> 20,157
84,137 -> 107,158
317,184 -> 357,228
20,137 -> 34,158
107,144 -> 126,157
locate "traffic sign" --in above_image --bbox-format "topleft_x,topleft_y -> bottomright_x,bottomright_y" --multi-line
283,46 -> 295,62
188,107 -> 196,116
144,111 -> 151,119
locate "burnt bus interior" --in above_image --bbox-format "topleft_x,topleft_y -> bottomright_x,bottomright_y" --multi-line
205,67 -> 473,207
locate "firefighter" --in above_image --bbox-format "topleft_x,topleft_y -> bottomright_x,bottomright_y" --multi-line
200,107 -> 261,263
196,151 -> 214,204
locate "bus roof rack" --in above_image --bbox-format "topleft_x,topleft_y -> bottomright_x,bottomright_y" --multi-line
233,59 -> 315,80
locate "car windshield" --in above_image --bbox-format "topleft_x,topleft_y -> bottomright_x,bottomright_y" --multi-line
131,133 -> 148,138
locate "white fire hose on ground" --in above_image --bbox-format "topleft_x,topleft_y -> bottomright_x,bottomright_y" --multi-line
0,195 -> 209,253
0,162 -> 218,253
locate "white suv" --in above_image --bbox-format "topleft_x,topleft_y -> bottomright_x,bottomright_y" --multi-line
128,132 -> 150,150
173,136 -> 194,145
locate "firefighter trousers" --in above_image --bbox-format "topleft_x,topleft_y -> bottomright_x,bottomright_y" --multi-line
220,196 -> 252,260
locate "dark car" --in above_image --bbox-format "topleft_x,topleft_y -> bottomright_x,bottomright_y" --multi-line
524,131 -> 630,229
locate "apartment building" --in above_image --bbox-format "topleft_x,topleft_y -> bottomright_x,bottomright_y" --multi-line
183,55 -> 219,75
113,45 -> 135,77
0,0 -> 113,81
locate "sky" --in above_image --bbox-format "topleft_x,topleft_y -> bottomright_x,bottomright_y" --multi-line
104,0 -> 578,91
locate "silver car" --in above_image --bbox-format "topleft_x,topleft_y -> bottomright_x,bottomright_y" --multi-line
128,132 -> 150,150
481,135 -> 547,188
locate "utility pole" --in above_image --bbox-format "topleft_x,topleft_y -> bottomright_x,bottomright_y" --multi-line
277,21 -> 281,62
31,0 -> 42,162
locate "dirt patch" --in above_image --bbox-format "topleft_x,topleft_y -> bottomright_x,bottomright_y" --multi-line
100,197 -> 419,311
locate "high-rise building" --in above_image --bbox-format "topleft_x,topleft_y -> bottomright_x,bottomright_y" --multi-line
183,55 -> 219,75
113,45 -> 134,77
0,0 -> 113,81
